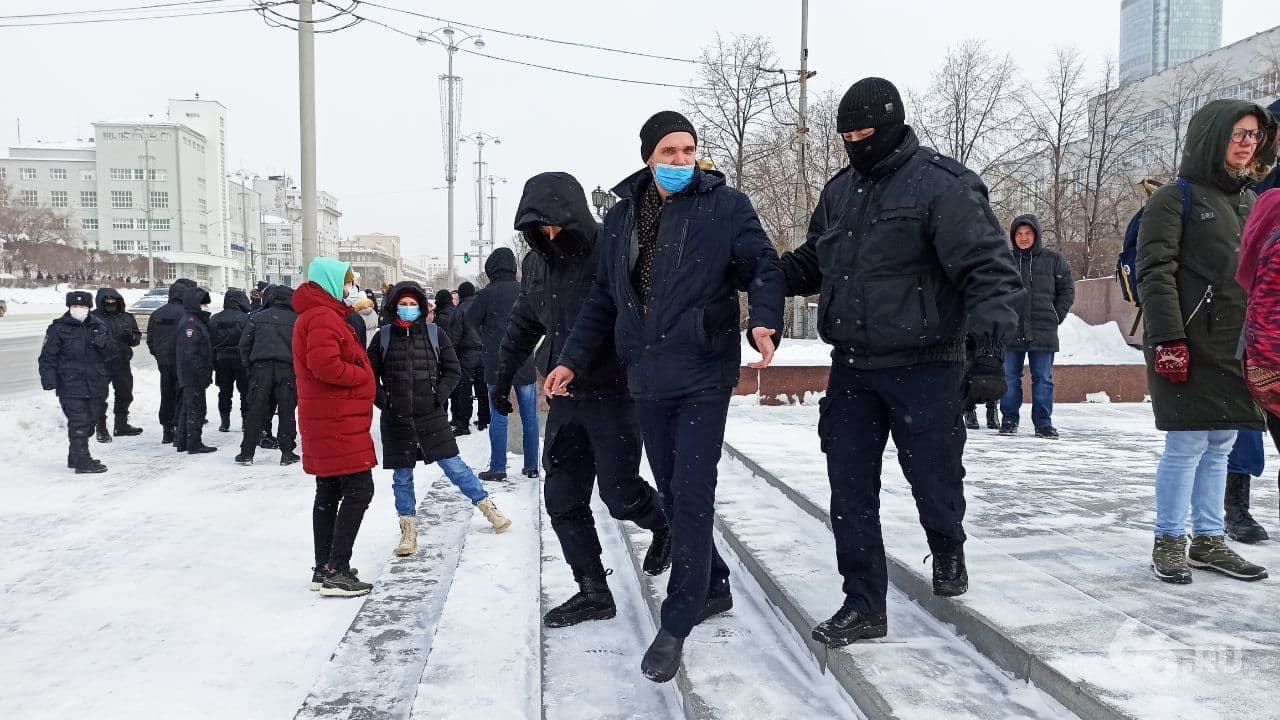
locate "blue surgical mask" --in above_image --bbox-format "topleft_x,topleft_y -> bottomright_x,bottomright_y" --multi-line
653,163 -> 695,193
396,305 -> 421,322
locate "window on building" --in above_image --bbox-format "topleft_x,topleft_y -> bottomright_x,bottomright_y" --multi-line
54,218 -> 70,230
49,168 -> 67,181
267,243 -> 279,252
81,169 -> 94,182
281,243 -> 293,252
81,191 -> 97,208
113,240 -> 135,252
0,167 -> 6,180
110,168 -> 130,181
164,266 -> 177,280
20,167 -> 36,181
111,190 -> 132,209
19,190 -> 38,207
198,199 -> 207,213
151,191 -> 168,209
279,228 -> 292,237
113,218 -> 135,230
50,190 -> 68,208
82,218 -> 99,230
148,169 -> 167,182
199,224 -> 208,235
153,241 -> 171,252
150,218 -> 171,231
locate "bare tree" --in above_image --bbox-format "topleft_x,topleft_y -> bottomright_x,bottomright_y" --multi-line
1018,47 -> 1089,248
0,178 -> 79,246
1149,60 -> 1230,181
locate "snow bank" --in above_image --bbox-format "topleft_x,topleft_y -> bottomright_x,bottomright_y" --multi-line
1,284 -> 225,316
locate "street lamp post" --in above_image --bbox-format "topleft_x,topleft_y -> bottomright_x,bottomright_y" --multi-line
484,175 -> 506,270
135,126 -> 156,288
591,185 -> 616,221
233,170 -> 258,288
460,131 -> 499,271
418,26 -> 486,290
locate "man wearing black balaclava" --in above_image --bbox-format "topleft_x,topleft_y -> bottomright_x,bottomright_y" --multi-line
780,77 -> 1023,647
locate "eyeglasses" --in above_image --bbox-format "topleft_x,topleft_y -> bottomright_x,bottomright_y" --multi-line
1230,128 -> 1266,145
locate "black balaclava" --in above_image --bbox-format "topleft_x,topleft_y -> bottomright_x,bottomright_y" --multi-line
837,77 -> 908,175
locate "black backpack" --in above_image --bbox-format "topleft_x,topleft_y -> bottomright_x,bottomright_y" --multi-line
1116,178 -> 1192,308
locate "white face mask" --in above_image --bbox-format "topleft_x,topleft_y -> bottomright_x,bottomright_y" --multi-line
359,308 -> 375,317
69,307 -> 89,322
344,283 -> 357,297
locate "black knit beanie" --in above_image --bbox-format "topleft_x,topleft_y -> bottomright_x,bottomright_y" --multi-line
639,111 -> 698,161
837,77 -> 906,133
435,289 -> 454,308
66,290 -> 93,308
457,281 -> 476,299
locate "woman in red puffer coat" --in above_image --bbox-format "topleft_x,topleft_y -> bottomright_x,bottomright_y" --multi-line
1240,189 -> 1280,433
292,257 -> 378,598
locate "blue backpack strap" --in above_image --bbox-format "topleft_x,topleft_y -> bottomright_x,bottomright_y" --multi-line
427,323 -> 440,357
1174,177 -> 1192,230
379,327 -> 390,359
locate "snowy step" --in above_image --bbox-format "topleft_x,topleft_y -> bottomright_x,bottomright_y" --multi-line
410,479 -> 542,719
296,476 -> 475,719
612,510 -> 861,719
714,452 -> 1075,720
539,494 -> 683,720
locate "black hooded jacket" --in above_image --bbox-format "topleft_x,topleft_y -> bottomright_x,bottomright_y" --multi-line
210,289 -> 252,363
467,247 -> 535,385
239,285 -> 297,367
1007,214 -> 1075,352
1255,98 -> 1280,194
500,172 -> 626,397
92,287 -> 141,363
145,278 -> 198,366
434,291 -> 482,367
38,311 -> 118,399
175,286 -> 214,389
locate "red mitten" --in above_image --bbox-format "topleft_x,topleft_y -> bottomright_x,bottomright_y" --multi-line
1155,341 -> 1190,384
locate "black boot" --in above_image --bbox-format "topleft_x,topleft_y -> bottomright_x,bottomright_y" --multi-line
162,426 -> 174,445
258,430 -> 279,450
931,545 -> 969,596
963,409 -> 979,430
218,412 -> 231,433
188,443 -> 218,454
96,418 -> 112,444
1225,473 -> 1269,544
694,590 -> 733,625
74,456 -> 108,474
641,629 -> 684,683
543,574 -> 616,628
811,600 -> 888,647
643,529 -> 672,576
280,450 -> 300,466
114,416 -> 143,436
986,404 -> 1000,430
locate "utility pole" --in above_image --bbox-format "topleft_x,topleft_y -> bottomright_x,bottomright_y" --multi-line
136,126 -> 155,289
484,175 -> 506,271
235,172 -> 251,287
790,0 -> 812,338
298,0 -> 318,280
461,131 -> 498,271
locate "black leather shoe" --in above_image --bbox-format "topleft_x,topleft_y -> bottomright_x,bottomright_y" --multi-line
694,592 -> 733,625
642,529 -> 672,576
162,427 -> 174,445
641,629 -> 684,683
962,410 -> 979,430
811,602 -> 888,647
932,546 -> 969,597
188,444 -> 218,455
280,450 -> 300,466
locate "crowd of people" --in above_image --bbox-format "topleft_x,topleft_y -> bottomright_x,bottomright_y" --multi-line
35,76 -> 1280,685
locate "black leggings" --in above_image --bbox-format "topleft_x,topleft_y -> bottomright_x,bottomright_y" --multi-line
313,470 -> 375,572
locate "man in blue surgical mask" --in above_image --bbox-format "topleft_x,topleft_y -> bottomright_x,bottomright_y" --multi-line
545,109 -> 786,684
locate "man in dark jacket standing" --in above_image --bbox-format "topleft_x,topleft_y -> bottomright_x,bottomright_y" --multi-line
211,288 -> 252,433
237,285 -> 299,465
456,281 -> 489,431
145,278 -> 198,444
91,287 -> 144,441
433,289 -> 483,436
546,111 -> 784,683
174,286 -> 217,454
502,172 -> 671,629
780,78 -> 1022,648
998,214 -> 1075,439
39,291 -> 118,473
469,247 -> 539,479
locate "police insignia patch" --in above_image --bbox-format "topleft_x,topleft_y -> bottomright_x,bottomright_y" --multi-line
185,329 -> 194,337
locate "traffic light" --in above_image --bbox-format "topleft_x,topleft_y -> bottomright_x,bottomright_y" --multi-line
463,252 -> 471,264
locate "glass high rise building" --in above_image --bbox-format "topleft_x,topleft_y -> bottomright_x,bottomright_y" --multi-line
1120,0 -> 1223,84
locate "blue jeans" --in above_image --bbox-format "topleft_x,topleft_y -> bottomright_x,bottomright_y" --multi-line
487,383 -> 540,473
1154,430 -> 1235,537
999,350 -> 1055,429
1226,430 -> 1265,477
391,456 -> 489,516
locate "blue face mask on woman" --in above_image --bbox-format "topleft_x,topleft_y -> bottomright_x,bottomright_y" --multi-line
653,163 -> 695,193
397,305 -> 421,322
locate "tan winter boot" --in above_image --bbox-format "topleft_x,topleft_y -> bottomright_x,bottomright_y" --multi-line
395,516 -> 417,557
477,498 -> 512,533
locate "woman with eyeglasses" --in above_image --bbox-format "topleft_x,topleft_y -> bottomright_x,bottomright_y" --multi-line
1138,99 -> 1278,585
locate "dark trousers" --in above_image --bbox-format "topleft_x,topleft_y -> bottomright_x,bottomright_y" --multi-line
214,356 -> 248,426
158,363 -> 179,429
821,362 -> 968,615
61,395 -> 107,464
468,363 -> 490,426
313,470 -> 375,571
449,366 -> 476,430
174,384 -> 209,450
106,364 -> 134,422
635,390 -> 733,639
241,361 -> 297,455
544,395 -> 667,579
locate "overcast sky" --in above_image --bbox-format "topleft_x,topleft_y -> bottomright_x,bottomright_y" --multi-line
3,0 -> 1280,268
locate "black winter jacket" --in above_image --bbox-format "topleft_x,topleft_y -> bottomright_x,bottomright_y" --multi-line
434,298 -> 482,367
369,281 -> 462,467
175,286 -> 214,389
38,313 -> 117,398
145,278 -> 198,366
467,248 -> 535,385
210,289 -> 251,363
1006,215 -> 1074,352
559,167 -> 786,401
501,172 -> 627,397
240,286 -> 297,367
782,128 -> 1022,368
92,287 -> 141,363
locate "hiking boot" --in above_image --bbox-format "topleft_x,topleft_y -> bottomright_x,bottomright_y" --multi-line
188,444 -> 218,455
931,546 -> 968,597
523,468 -> 540,479
998,422 -> 1018,436
162,426 -> 174,445
1151,534 -> 1192,584
279,450 -> 300,466
1188,535 -> 1268,581
113,419 -> 143,436
543,574 -> 616,627
643,529 -> 672,576
478,470 -> 507,482
812,601 -> 888,647
641,629 -> 684,684
986,405 -> 1000,430
694,591 -> 733,625
451,425 -> 471,436
74,458 -> 108,474
310,566 -> 359,591
258,432 -> 279,450
218,414 -> 231,433
476,421 -> 489,431
96,421 -> 112,444
477,498 -> 512,533
319,566 -> 372,597
1035,426 -> 1060,440
1224,473 -> 1269,544
234,452 -> 254,465
963,409 -> 979,430
395,516 -> 418,557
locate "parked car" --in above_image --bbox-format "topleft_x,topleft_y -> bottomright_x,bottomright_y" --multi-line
0,298 -> 7,318
129,287 -> 171,333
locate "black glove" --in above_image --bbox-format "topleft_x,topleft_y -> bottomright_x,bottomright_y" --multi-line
490,385 -> 514,416
964,355 -> 1007,405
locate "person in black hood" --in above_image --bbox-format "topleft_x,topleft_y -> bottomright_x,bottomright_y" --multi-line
236,284 -> 299,465
146,278 -> 198,443
998,214 -> 1074,439
455,280 -> 489,431
210,288 -> 252,433
174,286 -> 216,454
1254,98 -> 1280,194
781,77 -> 1023,649
468,246 -> 539,479
502,172 -> 671,629
432,288 -> 483,435
91,287 -> 144,440
39,290 -> 118,473
249,280 -> 269,311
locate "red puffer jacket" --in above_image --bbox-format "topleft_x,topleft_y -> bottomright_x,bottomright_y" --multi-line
292,281 -> 378,477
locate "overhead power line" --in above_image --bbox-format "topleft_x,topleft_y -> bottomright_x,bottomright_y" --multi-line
0,3 -> 275,28
0,0 -> 231,21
